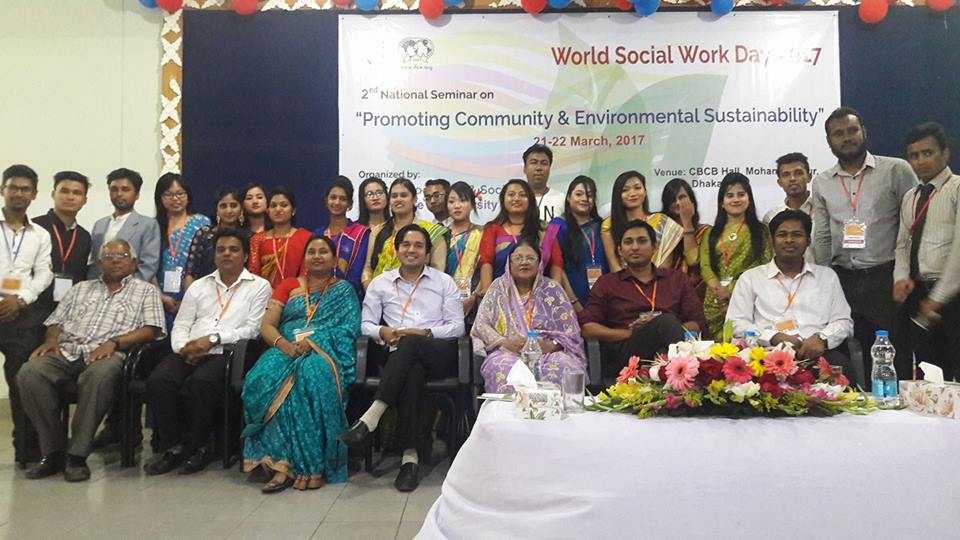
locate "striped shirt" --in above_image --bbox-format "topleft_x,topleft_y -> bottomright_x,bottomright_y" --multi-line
45,275 -> 166,362
894,167 -> 960,303
811,152 -> 917,269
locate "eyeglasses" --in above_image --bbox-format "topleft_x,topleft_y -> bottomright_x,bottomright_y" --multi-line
102,253 -> 132,261
162,191 -> 188,200
364,190 -> 386,199
510,255 -> 538,264
3,185 -> 35,194
424,192 -> 446,201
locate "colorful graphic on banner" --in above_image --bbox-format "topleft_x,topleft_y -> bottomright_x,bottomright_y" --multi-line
338,12 -> 840,223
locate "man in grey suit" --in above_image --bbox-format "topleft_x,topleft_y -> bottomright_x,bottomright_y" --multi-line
88,168 -> 161,282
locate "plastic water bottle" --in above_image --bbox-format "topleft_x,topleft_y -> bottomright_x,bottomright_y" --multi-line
744,330 -> 759,349
521,331 -> 543,381
870,330 -> 899,405
683,330 -> 698,343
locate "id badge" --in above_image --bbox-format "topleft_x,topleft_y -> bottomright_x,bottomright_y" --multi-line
455,276 -> 471,300
162,268 -> 183,293
293,328 -> 314,343
586,265 -> 602,288
53,275 -> 73,302
1,275 -> 22,292
842,219 -> 866,249
774,318 -> 799,334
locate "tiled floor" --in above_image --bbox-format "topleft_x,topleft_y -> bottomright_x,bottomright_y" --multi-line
0,401 -> 445,539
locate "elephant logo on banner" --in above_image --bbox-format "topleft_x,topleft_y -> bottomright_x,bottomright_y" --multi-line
398,38 -> 435,64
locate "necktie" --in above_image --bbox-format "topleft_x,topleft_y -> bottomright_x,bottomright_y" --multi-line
909,183 -> 935,280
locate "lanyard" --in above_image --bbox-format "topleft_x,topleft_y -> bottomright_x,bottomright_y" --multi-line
214,281 -> 241,321
908,178 -> 954,234
271,233 -> 292,281
167,224 -> 188,263
774,273 -> 806,310
324,227 -> 347,267
838,171 -> 868,216
51,224 -> 79,273
583,224 -> 598,265
396,275 -> 424,322
504,222 -> 521,244
1,222 -> 27,265
720,221 -> 745,268
303,278 -> 332,326
633,279 -> 658,311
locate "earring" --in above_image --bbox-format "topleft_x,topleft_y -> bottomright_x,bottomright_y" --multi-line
216,215 -> 221,226
239,213 -> 245,226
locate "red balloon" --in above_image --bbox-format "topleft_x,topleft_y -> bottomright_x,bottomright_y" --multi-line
332,0 -> 351,5
419,0 -> 444,19
927,0 -> 956,11
157,0 -> 183,13
521,0 -> 547,14
615,0 -> 633,10
768,0 -> 786,4
858,0 -> 887,23
233,0 -> 257,14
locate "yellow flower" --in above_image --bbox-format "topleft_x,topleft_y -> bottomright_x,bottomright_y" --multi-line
749,357 -> 766,377
707,380 -> 726,393
710,342 -> 740,360
749,347 -> 766,362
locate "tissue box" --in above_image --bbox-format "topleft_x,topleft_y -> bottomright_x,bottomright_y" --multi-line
898,380 -> 960,420
514,382 -> 563,421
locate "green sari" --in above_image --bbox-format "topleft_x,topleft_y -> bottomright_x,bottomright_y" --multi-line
242,278 -> 360,487
699,223 -> 772,337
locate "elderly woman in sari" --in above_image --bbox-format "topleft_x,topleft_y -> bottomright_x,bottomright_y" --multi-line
472,239 -> 586,393
241,235 -> 360,493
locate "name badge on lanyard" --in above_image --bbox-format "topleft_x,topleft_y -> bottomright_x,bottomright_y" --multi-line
840,172 -> 867,250
455,276 -> 471,299
163,267 -> 183,293
1,223 -> 26,292
586,265 -> 602,288
584,225 -> 601,288
53,274 -> 73,302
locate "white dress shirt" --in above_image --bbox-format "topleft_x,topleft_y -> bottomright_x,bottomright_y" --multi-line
1,215 -> 53,304
170,268 -> 272,354
536,188 -> 566,223
361,265 -> 465,344
727,260 -> 853,349
104,211 -> 133,245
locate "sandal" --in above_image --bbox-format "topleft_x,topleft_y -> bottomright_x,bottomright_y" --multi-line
261,473 -> 294,494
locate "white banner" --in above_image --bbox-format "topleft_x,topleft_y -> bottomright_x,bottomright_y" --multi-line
338,12 -> 840,223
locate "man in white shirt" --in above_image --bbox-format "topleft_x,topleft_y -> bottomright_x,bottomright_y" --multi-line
728,210 -> 854,372
523,144 -> 564,222
763,153 -> 815,264
144,231 -> 271,475
0,164 -> 54,465
340,224 -> 464,492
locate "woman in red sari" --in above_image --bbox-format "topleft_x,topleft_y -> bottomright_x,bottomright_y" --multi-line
248,187 -> 312,288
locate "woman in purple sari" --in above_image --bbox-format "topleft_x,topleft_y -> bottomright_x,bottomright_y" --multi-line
472,239 -> 586,393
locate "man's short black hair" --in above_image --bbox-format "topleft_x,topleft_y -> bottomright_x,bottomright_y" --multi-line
904,122 -> 949,151
107,168 -> 143,192
774,152 -> 810,176
769,209 -> 812,240
2,164 -> 39,189
824,107 -> 864,134
617,219 -> 658,247
394,223 -> 432,254
522,144 -> 553,165
213,229 -> 251,254
424,178 -> 451,192
53,171 -> 90,193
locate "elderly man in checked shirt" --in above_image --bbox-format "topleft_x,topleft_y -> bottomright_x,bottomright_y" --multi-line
17,239 -> 165,482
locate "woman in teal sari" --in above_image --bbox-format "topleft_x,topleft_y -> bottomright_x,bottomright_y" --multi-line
242,235 -> 360,493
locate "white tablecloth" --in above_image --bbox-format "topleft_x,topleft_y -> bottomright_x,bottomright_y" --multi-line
417,401 -> 960,539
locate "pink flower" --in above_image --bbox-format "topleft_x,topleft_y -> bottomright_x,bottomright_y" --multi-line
617,356 -> 641,384
722,357 -> 753,384
665,394 -> 682,409
664,355 -> 699,392
763,349 -> 798,378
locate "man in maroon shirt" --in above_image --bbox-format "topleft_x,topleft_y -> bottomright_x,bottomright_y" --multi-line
579,220 -> 707,378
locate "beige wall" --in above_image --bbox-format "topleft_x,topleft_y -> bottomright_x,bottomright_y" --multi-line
0,0 -> 163,398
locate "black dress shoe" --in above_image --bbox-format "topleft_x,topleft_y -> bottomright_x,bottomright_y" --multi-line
336,420 -> 372,449
25,452 -> 65,479
179,450 -> 209,475
63,455 -> 91,482
394,462 -> 420,492
144,450 -> 185,476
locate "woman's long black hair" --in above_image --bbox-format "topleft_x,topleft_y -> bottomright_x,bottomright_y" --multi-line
369,177 -> 418,271
358,176 -> 389,227
707,173 -> 765,277
153,173 -> 196,251
660,177 -> 700,229
609,170 -> 651,248
487,179 -> 541,248
561,175 -> 601,270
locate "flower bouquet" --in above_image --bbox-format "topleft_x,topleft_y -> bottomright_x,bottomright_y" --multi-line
587,339 -> 878,418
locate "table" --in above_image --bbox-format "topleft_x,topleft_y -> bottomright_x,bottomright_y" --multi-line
416,401 -> 960,539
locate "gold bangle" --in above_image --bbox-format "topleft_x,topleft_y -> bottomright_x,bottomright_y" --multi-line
272,335 -> 283,347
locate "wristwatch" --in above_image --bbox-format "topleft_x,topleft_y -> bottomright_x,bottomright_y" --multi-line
209,334 -> 221,346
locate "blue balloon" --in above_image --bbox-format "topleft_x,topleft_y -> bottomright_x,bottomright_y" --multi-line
139,0 -> 158,7
355,0 -> 379,10
786,0 -> 807,4
444,0 -> 461,5
710,0 -> 733,15
633,0 -> 659,16
548,0 -> 573,8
